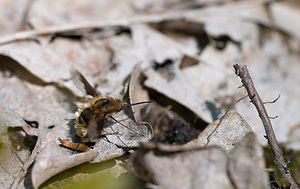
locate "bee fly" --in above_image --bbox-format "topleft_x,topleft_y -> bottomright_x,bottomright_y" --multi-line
59,69 -> 151,152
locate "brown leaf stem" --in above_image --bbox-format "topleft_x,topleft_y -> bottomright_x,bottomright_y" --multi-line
233,64 -> 299,189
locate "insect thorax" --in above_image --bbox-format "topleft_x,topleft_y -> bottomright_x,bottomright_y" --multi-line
75,96 -> 123,126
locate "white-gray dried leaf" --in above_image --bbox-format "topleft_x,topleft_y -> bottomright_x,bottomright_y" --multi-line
186,112 -> 252,152
0,0 -> 30,36
124,64 -> 150,122
144,68 -> 212,123
0,108 -> 32,188
228,132 -> 269,189
31,142 -> 98,188
102,111 -> 153,148
129,145 -> 233,189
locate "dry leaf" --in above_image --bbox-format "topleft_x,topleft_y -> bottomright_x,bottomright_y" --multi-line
31,142 -> 98,188
123,64 -> 150,123
0,0 -> 30,36
186,112 -> 252,152
128,144 -> 233,189
228,132 -> 269,189
0,108 -> 33,188
0,0 -> 299,188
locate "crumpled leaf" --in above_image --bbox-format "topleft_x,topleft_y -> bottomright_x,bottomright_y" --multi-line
186,112 -> 252,152
31,142 -> 98,188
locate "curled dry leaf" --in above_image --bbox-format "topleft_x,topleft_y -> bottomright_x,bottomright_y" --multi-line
31,142 -> 98,188
123,64 -> 150,123
186,112 -> 252,152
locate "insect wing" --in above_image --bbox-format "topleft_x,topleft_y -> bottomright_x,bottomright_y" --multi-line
86,115 -> 106,140
71,68 -> 100,97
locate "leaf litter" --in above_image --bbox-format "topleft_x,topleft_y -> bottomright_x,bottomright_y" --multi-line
0,0 -> 299,188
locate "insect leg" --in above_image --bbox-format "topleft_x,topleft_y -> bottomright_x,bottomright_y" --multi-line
105,118 -> 128,147
108,115 -> 143,136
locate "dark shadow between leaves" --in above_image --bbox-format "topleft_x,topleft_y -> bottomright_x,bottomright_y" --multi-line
7,127 -> 37,152
141,87 -> 208,145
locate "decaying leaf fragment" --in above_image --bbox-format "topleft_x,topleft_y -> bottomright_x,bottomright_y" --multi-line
186,112 -> 252,152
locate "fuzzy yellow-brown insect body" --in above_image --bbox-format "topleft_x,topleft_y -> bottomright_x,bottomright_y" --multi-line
75,96 -> 125,141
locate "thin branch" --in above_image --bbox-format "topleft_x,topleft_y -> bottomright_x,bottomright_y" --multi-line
269,116 -> 278,119
109,115 -> 143,136
0,11 -> 196,45
233,64 -> 299,189
205,95 -> 248,145
263,95 -> 281,104
108,124 -> 128,148
0,0 -> 274,45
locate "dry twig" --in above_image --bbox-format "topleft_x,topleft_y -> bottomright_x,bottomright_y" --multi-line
0,0 -> 273,45
205,95 -> 248,145
263,95 -> 280,104
233,64 -> 299,189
